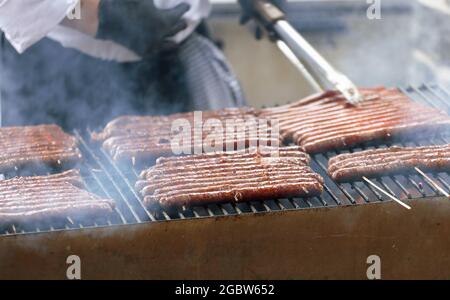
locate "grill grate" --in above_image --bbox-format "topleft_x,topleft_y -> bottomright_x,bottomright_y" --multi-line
87,83 -> 450,222
0,139 -> 138,236
1,84 -> 450,236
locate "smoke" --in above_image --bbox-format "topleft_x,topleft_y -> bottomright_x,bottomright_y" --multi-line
0,34 -> 189,131
0,5 -> 245,241
315,0 -> 414,88
0,26 -> 176,229
327,0 -> 450,88
408,1 -> 450,86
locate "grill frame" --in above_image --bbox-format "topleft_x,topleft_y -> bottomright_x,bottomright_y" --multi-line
1,84 -> 450,237
1,196 -> 449,280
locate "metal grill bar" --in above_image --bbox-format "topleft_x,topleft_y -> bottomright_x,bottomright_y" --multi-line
98,147 -> 156,222
75,130 -> 141,224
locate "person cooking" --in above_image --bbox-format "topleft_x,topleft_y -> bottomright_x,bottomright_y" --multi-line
0,0 -> 284,129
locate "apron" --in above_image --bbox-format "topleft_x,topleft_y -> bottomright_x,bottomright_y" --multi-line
0,29 -> 246,131
179,33 -> 247,111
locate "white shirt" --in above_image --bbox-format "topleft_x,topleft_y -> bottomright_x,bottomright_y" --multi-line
0,0 -> 211,62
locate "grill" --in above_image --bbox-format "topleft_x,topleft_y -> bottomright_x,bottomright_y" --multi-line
1,83 -> 449,237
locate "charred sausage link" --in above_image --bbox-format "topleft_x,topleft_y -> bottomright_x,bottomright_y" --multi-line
328,144 -> 450,181
0,170 -> 115,226
0,125 -> 82,173
136,147 -> 323,208
93,107 -> 283,163
261,88 -> 450,153
145,182 -> 324,208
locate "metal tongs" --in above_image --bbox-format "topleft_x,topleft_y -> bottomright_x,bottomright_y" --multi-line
250,0 -> 364,105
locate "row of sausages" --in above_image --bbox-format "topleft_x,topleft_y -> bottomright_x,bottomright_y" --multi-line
136,146 -> 324,208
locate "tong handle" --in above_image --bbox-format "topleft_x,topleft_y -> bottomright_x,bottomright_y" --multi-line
274,21 -> 363,104
249,0 -> 363,105
250,0 -> 335,79
252,0 -> 285,26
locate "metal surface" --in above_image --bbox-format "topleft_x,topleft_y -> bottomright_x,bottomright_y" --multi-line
1,197 -> 449,279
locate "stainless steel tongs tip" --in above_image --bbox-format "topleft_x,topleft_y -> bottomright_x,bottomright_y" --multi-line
333,74 -> 364,106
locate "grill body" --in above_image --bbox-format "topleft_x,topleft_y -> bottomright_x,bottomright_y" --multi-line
1,197 -> 449,279
1,84 -> 450,279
